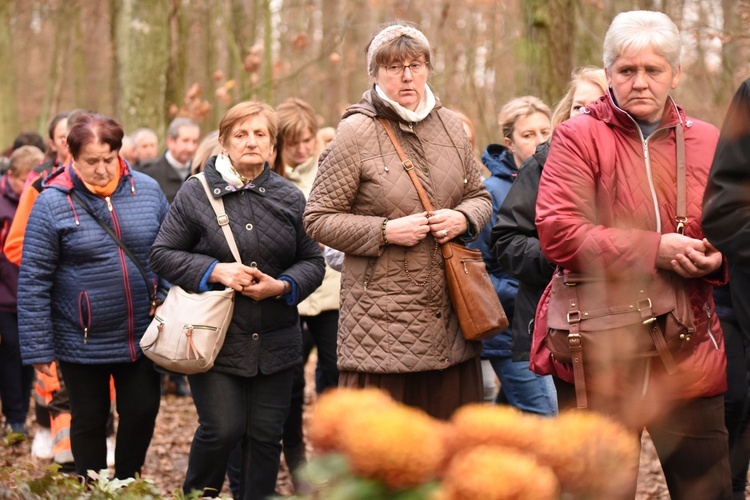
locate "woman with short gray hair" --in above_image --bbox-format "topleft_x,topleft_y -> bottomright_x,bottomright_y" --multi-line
534,10 -> 731,499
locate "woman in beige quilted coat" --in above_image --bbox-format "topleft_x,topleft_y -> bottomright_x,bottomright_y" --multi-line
304,22 -> 492,420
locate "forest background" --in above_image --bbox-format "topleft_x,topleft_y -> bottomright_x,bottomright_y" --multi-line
1,0 -> 749,152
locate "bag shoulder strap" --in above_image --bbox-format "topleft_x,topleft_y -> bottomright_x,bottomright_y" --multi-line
377,117 -> 436,213
68,191 -> 156,302
192,173 -> 242,263
675,124 -> 687,234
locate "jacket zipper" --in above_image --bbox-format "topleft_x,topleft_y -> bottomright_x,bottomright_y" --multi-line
640,134 -> 662,233
78,291 -> 91,344
105,195 -> 137,361
363,257 -> 377,292
704,303 -> 719,350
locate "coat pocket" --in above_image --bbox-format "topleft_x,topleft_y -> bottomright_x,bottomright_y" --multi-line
78,291 -> 92,344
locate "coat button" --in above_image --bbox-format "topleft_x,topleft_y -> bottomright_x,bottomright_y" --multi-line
259,187 -> 266,193
213,188 -> 221,195
252,333 -> 259,340
246,223 -> 253,231
435,312 -> 441,318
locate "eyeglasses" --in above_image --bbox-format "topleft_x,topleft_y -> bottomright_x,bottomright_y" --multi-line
382,61 -> 428,77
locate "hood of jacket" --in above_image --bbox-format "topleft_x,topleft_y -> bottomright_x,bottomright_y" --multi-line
343,84 -> 443,124
481,144 -> 517,182
43,158 -> 134,195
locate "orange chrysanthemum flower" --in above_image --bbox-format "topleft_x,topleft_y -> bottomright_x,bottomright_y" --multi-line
308,388 -> 395,453
534,409 -> 640,496
448,404 -> 550,457
439,445 -> 559,500
339,403 -> 447,489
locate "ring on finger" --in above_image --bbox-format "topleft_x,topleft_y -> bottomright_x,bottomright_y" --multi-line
442,229 -> 448,237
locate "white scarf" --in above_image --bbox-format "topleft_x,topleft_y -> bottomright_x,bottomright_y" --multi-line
375,84 -> 436,123
214,153 -> 250,189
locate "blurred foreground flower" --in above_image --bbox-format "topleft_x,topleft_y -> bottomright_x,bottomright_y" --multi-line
308,388 -> 395,453
448,404 -> 548,456
339,401 -> 447,489
534,410 -> 640,497
303,389 -> 639,499
437,445 -> 559,500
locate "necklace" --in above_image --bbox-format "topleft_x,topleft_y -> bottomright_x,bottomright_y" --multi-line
403,240 -> 440,288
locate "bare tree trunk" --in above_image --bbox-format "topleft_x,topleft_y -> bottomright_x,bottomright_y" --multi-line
166,0 -> 189,119
261,0 -> 273,103
520,0 -> 575,105
0,0 -> 18,147
38,1 -> 75,133
320,0 -> 341,122
116,0 -> 170,136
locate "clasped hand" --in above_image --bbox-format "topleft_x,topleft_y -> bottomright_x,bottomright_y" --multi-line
657,234 -> 722,278
384,209 -> 467,246
210,262 -> 285,300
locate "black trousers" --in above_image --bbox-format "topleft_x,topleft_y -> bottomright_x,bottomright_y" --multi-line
58,356 -> 160,479
0,312 -> 34,425
555,378 -> 732,500
721,315 -> 750,499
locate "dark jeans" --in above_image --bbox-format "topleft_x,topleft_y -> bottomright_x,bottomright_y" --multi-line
284,311 -> 339,450
722,316 -> 750,499
555,378 -> 732,500
185,367 -> 294,500
0,312 -> 34,425
58,356 -> 160,479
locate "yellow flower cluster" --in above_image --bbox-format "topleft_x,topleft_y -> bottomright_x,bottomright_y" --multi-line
309,389 -> 639,499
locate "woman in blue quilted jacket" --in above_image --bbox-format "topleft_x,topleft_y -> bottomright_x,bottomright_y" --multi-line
17,113 -> 169,480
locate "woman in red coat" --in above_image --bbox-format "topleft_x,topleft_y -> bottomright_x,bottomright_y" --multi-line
534,10 -> 730,500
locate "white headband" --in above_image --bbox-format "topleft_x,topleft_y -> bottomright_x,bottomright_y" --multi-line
367,25 -> 431,76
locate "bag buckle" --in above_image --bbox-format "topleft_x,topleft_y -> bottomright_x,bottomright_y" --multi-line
675,217 -> 687,235
217,214 -> 229,226
402,160 -> 415,171
567,333 -> 582,349
566,310 -> 581,324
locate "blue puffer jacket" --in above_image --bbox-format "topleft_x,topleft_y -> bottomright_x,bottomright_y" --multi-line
468,144 -> 519,357
18,161 -> 169,365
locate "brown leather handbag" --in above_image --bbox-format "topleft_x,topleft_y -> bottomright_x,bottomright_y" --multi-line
378,118 -> 508,341
543,125 -> 696,408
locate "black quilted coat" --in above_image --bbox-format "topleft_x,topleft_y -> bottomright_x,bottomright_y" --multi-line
149,158 -> 325,377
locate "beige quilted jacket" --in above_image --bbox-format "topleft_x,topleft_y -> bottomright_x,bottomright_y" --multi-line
304,88 -> 491,373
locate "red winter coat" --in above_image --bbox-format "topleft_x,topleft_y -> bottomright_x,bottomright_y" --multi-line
533,91 -> 726,401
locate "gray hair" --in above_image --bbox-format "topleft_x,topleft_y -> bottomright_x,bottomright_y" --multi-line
132,127 -> 157,145
166,117 -> 199,139
603,11 -> 681,72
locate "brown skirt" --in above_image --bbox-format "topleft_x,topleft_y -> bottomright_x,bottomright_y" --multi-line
338,356 -> 483,420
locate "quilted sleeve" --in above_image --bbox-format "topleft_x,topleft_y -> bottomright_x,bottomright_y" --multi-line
536,122 -> 661,277
17,195 -> 59,365
149,181 -> 218,291
304,118 -> 385,257
278,193 -> 325,304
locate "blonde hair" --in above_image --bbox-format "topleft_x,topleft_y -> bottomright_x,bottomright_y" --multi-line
191,130 -> 221,175
551,66 -> 608,127
498,96 -> 551,140
8,145 -> 44,177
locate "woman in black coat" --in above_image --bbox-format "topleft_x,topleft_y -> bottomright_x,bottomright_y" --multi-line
149,101 -> 325,500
